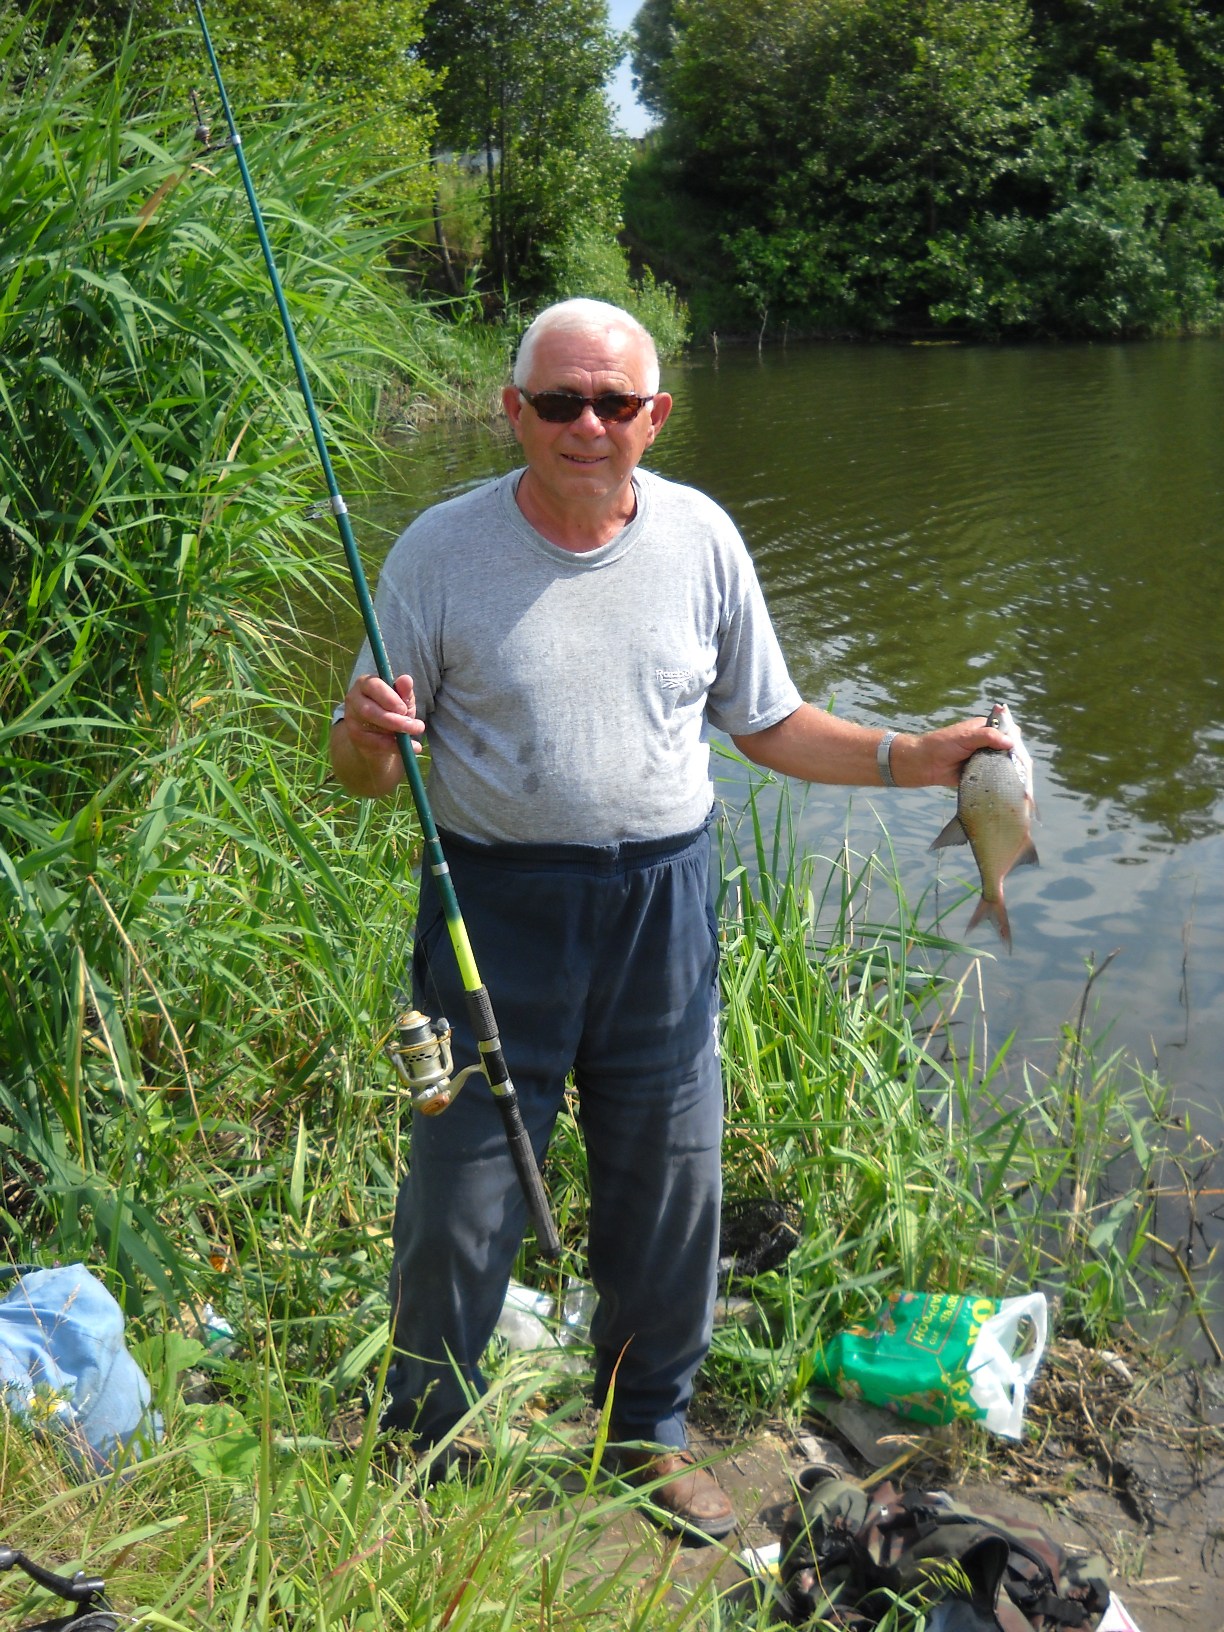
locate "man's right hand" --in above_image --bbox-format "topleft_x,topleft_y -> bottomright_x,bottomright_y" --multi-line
329,673 -> 425,798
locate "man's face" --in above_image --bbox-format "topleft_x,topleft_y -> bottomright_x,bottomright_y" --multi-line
502,324 -> 673,513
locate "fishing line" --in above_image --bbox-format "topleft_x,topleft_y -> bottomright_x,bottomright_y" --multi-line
190,0 -> 559,1256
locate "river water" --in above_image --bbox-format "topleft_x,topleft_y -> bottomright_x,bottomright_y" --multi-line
320,338 -> 1224,1129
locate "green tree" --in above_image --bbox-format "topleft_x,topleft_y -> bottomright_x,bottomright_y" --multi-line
1029,0 -> 1224,184
630,0 -> 1224,336
206,0 -> 435,218
930,76 -> 1224,334
657,0 -> 1037,330
629,0 -> 681,119
421,0 -> 628,301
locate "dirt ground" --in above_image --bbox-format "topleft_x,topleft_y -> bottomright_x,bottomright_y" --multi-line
591,1339 -> 1224,1631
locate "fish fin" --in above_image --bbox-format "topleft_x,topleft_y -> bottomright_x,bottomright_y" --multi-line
966,892 -> 1012,952
930,814 -> 968,851
1014,840 -> 1040,868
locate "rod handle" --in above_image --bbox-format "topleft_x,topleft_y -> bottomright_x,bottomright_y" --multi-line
497,1099 -> 562,1259
464,986 -> 560,1254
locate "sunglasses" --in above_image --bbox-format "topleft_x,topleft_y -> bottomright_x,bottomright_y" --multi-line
519,388 -> 654,424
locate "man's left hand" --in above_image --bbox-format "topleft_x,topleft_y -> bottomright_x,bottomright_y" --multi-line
895,716 -> 1015,788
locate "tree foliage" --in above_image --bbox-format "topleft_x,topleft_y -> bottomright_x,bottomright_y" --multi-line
629,0 -> 680,120
421,0 -> 628,302
630,0 -> 1224,336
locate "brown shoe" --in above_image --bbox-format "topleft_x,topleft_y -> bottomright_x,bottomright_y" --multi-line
613,1447 -> 737,1541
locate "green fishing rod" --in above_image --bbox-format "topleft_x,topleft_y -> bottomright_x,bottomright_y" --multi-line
191,0 -> 560,1257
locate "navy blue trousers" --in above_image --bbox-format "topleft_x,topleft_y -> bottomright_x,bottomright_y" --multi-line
383,822 -> 723,1449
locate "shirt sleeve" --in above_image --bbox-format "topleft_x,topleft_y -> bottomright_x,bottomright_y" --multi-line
704,527 -> 802,737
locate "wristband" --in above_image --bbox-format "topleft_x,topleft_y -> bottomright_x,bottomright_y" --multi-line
877,730 -> 898,788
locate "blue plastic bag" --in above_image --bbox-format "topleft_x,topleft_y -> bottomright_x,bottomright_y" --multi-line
0,1264 -> 162,1471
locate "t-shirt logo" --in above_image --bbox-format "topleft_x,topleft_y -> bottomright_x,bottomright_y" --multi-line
656,668 -> 696,691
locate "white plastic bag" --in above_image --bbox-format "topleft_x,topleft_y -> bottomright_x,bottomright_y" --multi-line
966,1291 -> 1048,1439
496,1281 -> 561,1351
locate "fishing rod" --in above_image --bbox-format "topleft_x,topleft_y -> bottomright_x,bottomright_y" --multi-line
190,0 -> 560,1258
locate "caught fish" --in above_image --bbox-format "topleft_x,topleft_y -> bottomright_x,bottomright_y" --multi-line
930,702 -> 1038,950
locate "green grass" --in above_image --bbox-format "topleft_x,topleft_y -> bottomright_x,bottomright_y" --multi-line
1,789 -> 1195,1629
0,18 -> 1212,1630
0,1372 -> 699,1630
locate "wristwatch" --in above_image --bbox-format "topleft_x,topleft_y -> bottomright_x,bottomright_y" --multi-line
877,730 -> 898,788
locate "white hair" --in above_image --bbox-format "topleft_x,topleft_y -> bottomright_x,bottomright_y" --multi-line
512,298 -> 661,395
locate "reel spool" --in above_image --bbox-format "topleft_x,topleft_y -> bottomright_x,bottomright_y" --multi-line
386,1008 -> 487,1115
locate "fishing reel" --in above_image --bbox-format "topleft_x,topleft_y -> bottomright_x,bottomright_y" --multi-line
385,1008 -> 487,1116
0,1546 -> 118,1632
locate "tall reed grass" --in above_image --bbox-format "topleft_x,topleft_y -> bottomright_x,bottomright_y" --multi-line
0,13 -> 441,1307
0,20 -> 1208,1630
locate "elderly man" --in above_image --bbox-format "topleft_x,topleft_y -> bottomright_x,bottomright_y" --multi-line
330,298 -> 1010,1539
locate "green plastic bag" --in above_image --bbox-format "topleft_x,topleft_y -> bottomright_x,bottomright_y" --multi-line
810,1290 -> 1047,1439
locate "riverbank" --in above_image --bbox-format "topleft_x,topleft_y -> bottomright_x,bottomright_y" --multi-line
669,1334 -> 1224,1632
6,1313 -> 1219,1630
2,818 -> 1218,1629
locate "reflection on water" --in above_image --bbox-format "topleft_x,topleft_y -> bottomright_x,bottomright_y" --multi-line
319,340 -> 1224,1122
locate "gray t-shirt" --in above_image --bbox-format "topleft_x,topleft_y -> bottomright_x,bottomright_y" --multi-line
348,466 -> 801,844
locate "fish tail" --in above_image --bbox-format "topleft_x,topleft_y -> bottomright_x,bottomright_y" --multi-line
966,891 -> 1012,952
